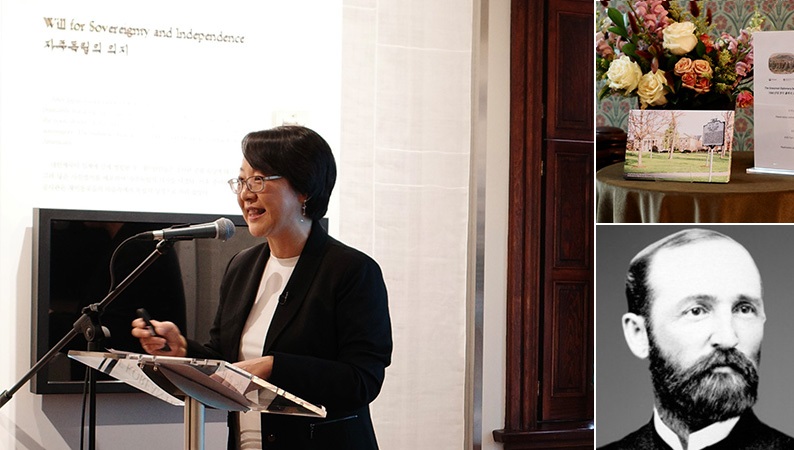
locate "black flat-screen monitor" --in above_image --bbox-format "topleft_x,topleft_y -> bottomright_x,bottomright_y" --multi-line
31,208 -> 261,394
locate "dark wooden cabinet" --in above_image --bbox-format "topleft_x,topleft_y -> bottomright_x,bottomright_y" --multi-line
493,1 -> 593,448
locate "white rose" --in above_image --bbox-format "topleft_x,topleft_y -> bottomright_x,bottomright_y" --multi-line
663,22 -> 699,55
637,70 -> 668,109
606,55 -> 643,93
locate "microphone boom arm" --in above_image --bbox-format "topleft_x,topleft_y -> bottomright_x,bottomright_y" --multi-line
0,239 -> 176,409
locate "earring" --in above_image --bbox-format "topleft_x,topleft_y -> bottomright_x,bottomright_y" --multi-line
300,200 -> 307,223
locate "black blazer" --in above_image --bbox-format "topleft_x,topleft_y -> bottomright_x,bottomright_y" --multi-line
599,410 -> 794,450
186,221 -> 393,449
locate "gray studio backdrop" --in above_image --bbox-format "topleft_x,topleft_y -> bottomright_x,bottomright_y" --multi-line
596,224 -> 794,447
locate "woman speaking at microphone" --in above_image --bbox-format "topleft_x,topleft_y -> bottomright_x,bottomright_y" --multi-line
131,125 -> 393,450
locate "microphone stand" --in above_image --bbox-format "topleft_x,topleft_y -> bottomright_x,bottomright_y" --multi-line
0,239 -> 176,450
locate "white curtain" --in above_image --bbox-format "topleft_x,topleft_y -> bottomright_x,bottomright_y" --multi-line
340,1 -> 473,448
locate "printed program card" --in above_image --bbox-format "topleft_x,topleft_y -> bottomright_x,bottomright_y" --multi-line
749,31 -> 794,175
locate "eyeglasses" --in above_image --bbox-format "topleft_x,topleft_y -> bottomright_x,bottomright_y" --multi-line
227,175 -> 282,194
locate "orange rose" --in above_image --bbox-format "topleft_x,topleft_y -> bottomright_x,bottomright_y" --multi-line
693,77 -> 711,93
681,72 -> 698,89
692,59 -> 713,77
674,57 -> 694,76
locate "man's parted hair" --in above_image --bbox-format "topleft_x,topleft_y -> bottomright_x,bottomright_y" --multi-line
625,228 -> 739,317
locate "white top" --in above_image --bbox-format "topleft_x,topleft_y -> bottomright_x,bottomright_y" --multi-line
238,253 -> 299,450
653,407 -> 740,450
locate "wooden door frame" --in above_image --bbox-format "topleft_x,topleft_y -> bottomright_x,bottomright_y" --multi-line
504,0 -> 545,432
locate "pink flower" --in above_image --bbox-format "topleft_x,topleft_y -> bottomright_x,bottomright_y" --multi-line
596,32 -> 614,58
651,3 -> 666,15
722,32 -> 739,54
736,91 -> 754,108
736,61 -> 751,77
742,50 -> 754,66
738,29 -> 752,46
633,0 -> 671,36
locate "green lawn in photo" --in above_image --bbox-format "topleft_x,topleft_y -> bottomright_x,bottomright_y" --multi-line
623,150 -> 731,183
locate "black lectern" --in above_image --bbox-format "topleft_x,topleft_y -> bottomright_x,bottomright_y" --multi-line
68,350 -> 326,450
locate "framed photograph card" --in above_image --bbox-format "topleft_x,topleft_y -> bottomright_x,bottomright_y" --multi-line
623,109 -> 735,183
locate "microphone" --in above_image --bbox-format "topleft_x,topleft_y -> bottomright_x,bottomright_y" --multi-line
135,217 -> 236,241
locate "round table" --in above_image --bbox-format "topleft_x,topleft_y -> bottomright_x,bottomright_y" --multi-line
596,152 -> 794,222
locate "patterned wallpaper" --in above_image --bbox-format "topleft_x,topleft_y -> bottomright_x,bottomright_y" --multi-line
596,0 -> 794,152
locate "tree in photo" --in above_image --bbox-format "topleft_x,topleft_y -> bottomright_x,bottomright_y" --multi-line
627,109 -> 665,167
661,110 -> 685,160
721,110 -> 735,158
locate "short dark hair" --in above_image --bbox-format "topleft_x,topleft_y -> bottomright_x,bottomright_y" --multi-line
625,228 -> 737,317
241,125 -> 336,221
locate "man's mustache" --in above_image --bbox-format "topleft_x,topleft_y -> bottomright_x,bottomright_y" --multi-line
682,347 -> 758,382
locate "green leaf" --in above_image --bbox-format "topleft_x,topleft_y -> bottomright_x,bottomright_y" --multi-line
607,26 -> 628,39
607,7 -> 626,31
695,40 -> 706,57
621,42 -> 637,59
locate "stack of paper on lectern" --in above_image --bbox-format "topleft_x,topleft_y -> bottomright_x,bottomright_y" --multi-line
68,350 -> 326,418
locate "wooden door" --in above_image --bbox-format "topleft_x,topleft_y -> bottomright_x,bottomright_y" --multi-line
494,0 -> 593,448
541,0 -> 594,423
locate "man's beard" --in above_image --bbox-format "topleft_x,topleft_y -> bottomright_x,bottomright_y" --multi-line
648,337 -> 760,430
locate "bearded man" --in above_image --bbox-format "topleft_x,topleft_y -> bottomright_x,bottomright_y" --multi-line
599,228 -> 794,450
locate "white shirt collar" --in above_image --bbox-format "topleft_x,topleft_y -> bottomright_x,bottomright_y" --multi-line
652,407 -> 740,450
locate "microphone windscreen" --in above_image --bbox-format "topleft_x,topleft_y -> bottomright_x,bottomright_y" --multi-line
216,218 -> 236,241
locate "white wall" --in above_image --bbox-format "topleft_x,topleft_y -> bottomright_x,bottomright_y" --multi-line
479,0 -> 510,448
0,0 -> 512,448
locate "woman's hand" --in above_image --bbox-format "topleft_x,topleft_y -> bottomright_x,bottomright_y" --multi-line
234,355 -> 274,380
130,318 -> 187,357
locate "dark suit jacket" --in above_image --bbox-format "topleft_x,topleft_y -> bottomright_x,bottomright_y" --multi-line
186,221 -> 392,450
599,410 -> 794,450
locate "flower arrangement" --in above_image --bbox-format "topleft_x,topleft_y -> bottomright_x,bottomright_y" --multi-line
596,0 -> 763,110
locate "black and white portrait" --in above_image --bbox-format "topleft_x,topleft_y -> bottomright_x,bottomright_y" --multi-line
596,225 -> 794,449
